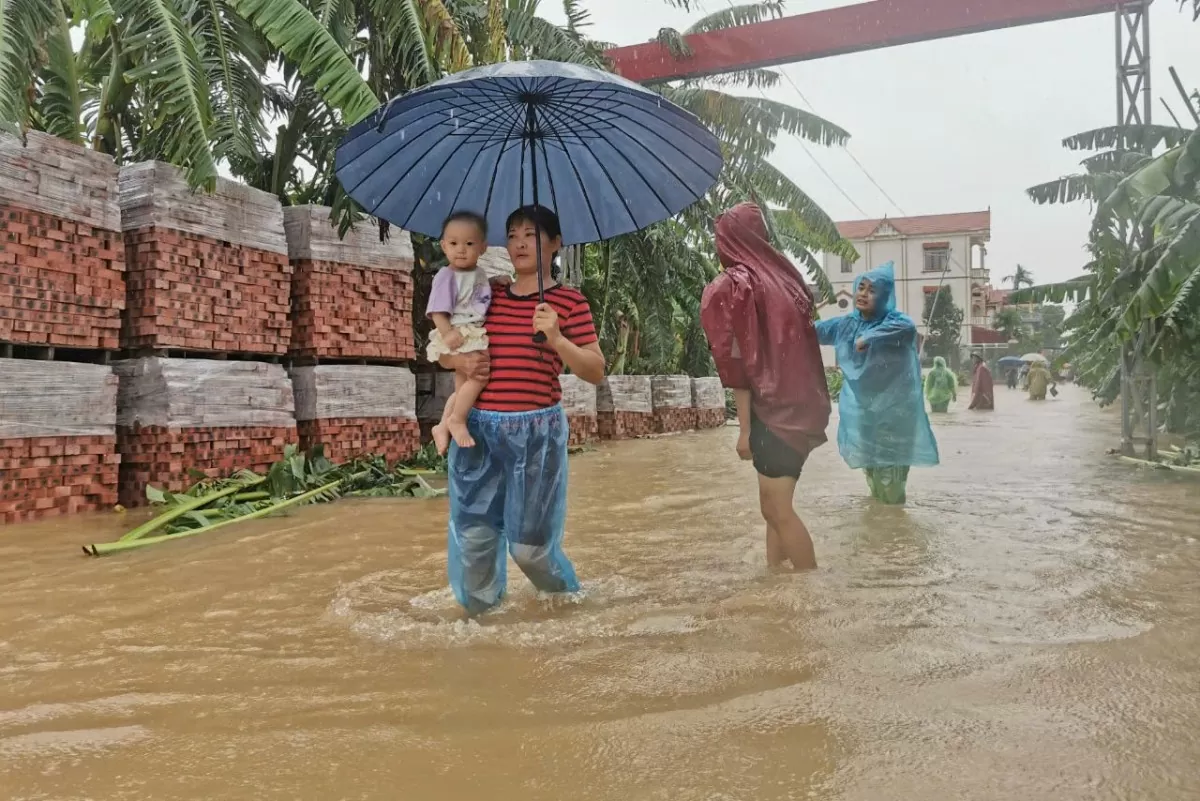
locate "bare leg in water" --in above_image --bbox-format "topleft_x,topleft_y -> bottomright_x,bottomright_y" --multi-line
757,473 -> 817,570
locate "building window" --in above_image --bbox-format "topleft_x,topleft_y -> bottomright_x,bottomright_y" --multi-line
840,256 -> 854,274
923,245 -> 950,273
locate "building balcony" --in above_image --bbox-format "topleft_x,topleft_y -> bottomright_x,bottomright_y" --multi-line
971,268 -> 989,281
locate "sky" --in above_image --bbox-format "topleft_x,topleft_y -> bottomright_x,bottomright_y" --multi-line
542,0 -> 1200,287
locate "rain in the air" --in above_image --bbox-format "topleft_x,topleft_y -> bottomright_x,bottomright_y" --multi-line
2,2 -> 1200,799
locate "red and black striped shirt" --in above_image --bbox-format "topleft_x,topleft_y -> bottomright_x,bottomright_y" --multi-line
476,284 -> 598,413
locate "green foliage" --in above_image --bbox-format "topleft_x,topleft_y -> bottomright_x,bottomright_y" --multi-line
826,369 -> 843,402
921,288 -> 963,363
992,307 -> 1024,342
1021,56 -> 1200,436
85,444 -> 445,555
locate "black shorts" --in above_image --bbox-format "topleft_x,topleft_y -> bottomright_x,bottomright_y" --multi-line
749,415 -> 808,480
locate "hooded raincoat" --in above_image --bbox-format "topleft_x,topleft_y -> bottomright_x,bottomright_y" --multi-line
815,263 -> 938,502
1027,362 -> 1051,400
699,203 -> 830,456
924,356 -> 957,412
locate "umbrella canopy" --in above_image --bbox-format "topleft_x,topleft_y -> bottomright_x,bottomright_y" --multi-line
1021,353 -> 1049,364
997,356 -> 1024,368
335,60 -> 724,248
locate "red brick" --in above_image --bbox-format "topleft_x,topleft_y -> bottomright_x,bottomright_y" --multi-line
694,408 -> 728,430
116,425 -> 296,507
597,411 -> 655,441
289,260 -> 414,361
296,417 -> 421,465
0,204 -> 125,349
652,408 -> 700,434
121,226 -> 292,354
567,415 -> 598,447
0,434 -> 119,525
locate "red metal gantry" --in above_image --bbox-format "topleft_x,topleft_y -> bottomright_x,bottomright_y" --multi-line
605,0 -> 1133,83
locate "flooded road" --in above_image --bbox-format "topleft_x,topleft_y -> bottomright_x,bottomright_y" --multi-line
2,383 -> 1199,800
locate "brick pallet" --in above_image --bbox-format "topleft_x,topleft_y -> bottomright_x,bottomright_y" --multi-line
1,360 -> 120,525
650,375 -> 696,434
114,358 -> 296,507
118,162 -> 292,355
597,376 -> 653,441
117,426 -> 289,506
694,408 -> 727,429
597,410 -> 654,440
0,132 -> 125,350
560,374 -> 598,448
692,377 -> 727,430
568,415 -> 599,447
284,206 -> 415,362
292,365 -> 420,464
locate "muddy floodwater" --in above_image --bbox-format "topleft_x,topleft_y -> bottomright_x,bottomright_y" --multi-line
2,384 -> 1199,800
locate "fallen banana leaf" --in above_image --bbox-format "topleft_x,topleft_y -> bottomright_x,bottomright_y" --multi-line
118,478 -> 266,543
85,477 -> 347,557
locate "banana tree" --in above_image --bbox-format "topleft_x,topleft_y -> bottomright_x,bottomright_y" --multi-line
1,0 -> 377,192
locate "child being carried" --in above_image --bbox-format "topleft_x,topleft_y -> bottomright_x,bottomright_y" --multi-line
426,211 -> 492,453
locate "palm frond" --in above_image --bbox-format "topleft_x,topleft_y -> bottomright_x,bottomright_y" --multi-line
1027,173 -> 1097,205
685,1 -> 784,34
0,0 -> 59,134
34,2 -> 84,144
506,6 -> 603,67
654,27 -> 691,59
702,68 -> 780,91
116,0 -> 219,187
1009,277 -> 1094,305
1062,124 -> 1190,154
227,0 -> 379,125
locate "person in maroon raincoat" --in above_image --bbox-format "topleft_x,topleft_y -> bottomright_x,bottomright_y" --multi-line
700,203 -> 831,570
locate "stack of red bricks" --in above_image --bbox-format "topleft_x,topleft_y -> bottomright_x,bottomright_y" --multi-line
118,162 -> 292,355
560,374 -> 598,447
284,206 -> 415,362
691,377 -> 727,429
291,365 -> 420,464
651,375 -> 698,434
597,376 -> 654,440
113,358 -> 297,507
0,132 -> 126,350
1,360 -> 120,524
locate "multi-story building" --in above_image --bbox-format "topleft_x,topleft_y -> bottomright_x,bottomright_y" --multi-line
815,210 -> 1002,361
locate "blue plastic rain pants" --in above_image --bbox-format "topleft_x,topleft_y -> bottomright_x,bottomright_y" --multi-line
447,405 -> 579,615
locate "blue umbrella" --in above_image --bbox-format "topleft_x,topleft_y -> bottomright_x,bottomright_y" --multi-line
335,60 -> 723,318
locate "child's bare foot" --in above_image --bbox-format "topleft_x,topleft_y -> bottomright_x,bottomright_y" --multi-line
432,423 -> 452,455
447,418 -> 475,449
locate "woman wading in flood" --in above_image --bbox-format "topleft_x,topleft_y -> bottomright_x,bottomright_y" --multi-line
816,262 -> 939,506
437,205 -> 604,616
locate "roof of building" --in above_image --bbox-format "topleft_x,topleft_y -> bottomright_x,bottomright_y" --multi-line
836,210 -> 991,241
970,325 -> 1009,345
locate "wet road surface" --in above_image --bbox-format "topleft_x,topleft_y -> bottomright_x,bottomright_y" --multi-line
2,384 -> 1198,800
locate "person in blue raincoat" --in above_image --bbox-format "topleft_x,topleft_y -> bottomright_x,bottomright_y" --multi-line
815,262 -> 939,505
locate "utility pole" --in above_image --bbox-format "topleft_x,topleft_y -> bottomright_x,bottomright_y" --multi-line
1115,0 -> 1155,458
